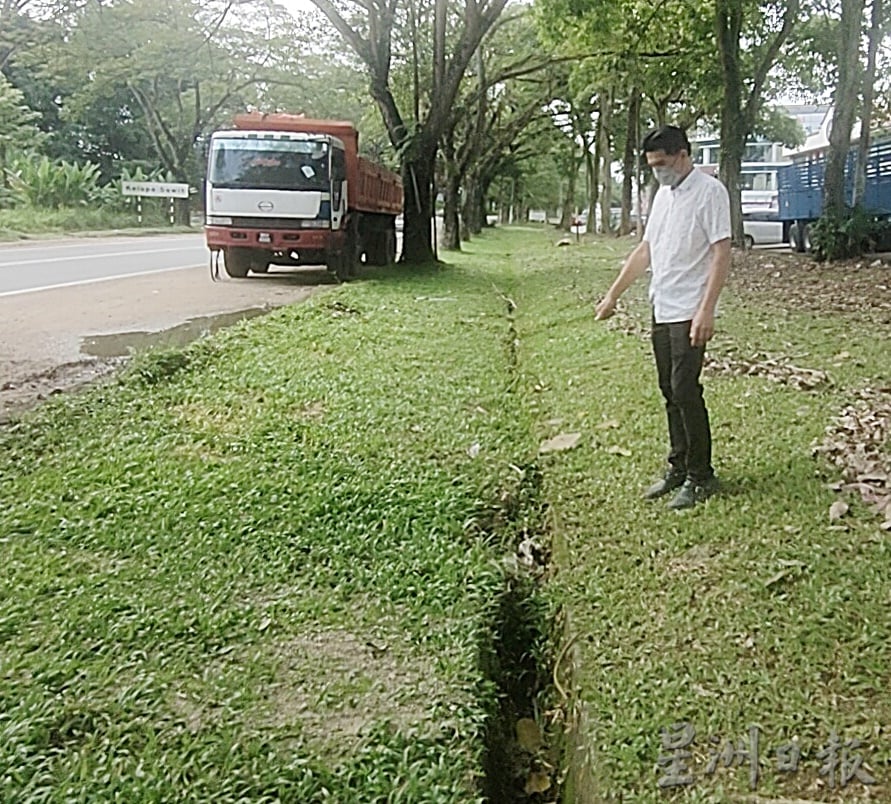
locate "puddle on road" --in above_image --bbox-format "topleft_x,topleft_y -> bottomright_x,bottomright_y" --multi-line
81,307 -> 271,358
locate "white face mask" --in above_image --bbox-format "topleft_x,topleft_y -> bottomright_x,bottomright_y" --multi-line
652,166 -> 678,187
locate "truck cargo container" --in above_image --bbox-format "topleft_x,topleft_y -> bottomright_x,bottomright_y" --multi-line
778,135 -> 891,252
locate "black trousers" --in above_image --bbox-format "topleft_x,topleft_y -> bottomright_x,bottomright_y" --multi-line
651,320 -> 713,482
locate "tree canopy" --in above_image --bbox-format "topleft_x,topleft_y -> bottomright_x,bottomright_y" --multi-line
0,0 -> 885,258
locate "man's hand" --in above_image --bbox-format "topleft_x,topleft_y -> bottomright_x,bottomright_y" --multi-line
690,308 -> 715,346
595,294 -> 617,320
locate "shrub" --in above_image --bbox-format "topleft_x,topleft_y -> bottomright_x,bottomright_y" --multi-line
810,205 -> 887,261
6,155 -> 102,208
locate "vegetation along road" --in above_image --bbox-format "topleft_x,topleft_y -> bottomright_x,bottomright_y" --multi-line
2,226 -> 891,801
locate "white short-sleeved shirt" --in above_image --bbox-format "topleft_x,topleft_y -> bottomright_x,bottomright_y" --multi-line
643,169 -> 731,323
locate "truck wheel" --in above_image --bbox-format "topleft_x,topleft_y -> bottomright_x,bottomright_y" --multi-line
330,227 -> 361,281
789,222 -> 807,253
364,231 -> 382,266
251,259 -> 270,274
224,247 -> 252,278
366,230 -> 394,266
343,227 -> 362,279
384,227 -> 397,264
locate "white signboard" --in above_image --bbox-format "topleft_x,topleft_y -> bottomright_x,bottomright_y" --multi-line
122,181 -> 189,198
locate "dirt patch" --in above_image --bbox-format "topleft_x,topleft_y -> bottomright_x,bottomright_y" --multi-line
259,629 -> 439,745
167,628 -> 446,754
0,358 -> 124,424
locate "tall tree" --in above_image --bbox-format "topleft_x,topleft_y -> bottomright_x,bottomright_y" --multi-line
309,0 -> 510,263
0,72 -> 40,184
715,0 -> 800,243
439,11 -> 556,247
534,0 -> 718,234
823,0 -> 865,214
0,0 -> 43,69
48,0 -> 304,200
853,0 -> 884,205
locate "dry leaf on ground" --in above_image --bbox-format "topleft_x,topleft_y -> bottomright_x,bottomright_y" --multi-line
539,432 -> 582,454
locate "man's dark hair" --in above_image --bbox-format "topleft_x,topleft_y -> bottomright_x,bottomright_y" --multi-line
642,125 -> 691,156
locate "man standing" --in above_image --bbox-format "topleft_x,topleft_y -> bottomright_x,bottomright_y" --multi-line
595,126 -> 731,510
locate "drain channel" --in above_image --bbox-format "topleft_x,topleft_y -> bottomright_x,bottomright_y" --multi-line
473,462 -> 560,803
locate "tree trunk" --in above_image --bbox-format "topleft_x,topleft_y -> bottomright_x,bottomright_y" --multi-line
401,148 -> 437,263
560,158 -> 576,230
716,0 -> 745,245
854,0 -> 881,206
824,0 -> 865,215
598,88 -> 613,234
620,89 -> 639,236
478,173 -> 493,228
588,121 -> 599,233
442,160 -> 461,251
462,171 -> 483,237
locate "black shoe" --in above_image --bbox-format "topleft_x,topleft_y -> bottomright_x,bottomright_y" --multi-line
667,476 -> 719,510
643,469 -> 686,500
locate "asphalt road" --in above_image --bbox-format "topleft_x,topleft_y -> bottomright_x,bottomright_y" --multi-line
0,234 -> 211,295
0,233 -> 332,420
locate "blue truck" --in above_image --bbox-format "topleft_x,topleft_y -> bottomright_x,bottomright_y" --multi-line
777,134 -> 891,252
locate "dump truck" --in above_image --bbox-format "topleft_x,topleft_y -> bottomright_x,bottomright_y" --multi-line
204,112 -> 403,280
778,134 -> 891,252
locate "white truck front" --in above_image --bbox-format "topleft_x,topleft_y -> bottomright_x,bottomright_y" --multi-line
204,130 -> 348,277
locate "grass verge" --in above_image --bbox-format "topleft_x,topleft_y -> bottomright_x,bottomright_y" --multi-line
0,206 -> 192,240
509,231 -> 891,801
0,253 -> 547,800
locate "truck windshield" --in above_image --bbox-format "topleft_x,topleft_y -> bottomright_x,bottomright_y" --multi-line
209,138 -> 330,191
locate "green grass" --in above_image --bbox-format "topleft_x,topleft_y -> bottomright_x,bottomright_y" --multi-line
0,257 -> 542,800
1,226 -> 889,801
508,232 -> 891,801
0,206 -> 191,239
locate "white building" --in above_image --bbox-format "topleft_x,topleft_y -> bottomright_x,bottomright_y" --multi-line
692,105 -> 831,210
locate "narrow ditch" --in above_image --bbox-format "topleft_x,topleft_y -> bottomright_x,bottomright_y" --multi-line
478,289 -> 565,802
479,527 -> 559,802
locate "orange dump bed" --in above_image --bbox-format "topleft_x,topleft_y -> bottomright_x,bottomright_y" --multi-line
233,112 -> 403,216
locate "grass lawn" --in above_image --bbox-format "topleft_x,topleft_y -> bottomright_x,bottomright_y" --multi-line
0,254 -> 545,801
507,231 -> 891,801
1,225 -> 889,801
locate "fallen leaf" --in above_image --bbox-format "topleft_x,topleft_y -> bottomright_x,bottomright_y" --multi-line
765,567 -> 799,587
516,718 -> 543,752
606,445 -> 632,457
596,419 -> 620,430
524,771 -> 551,795
539,432 -> 581,454
467,442 -> 481,458
829,500 -> 850,522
